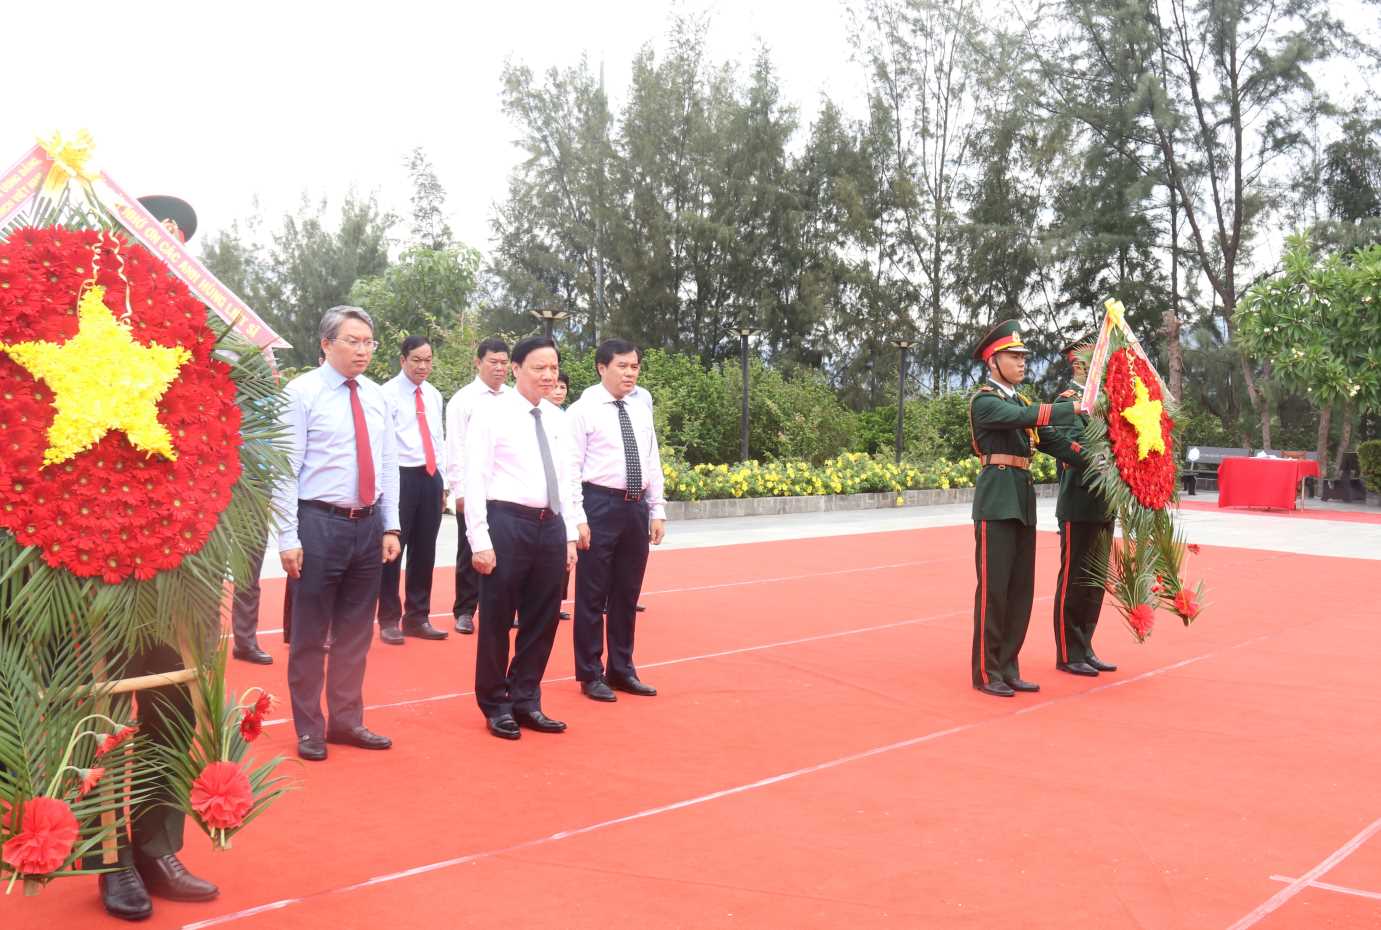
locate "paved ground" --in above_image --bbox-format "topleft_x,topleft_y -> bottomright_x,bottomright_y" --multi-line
256,490 -> 1381,581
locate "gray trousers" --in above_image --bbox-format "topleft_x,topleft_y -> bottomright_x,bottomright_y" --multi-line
231,535 -> 267,653
287,504 -> 382,739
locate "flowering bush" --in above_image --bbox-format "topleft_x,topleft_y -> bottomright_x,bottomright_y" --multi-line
661,451 -> 1057,502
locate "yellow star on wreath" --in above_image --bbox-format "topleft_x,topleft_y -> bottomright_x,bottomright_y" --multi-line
1120,375 -> 1166,460
0,285 -> 190,466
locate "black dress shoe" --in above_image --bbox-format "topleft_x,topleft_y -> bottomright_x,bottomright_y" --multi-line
402,621 -> 448,640
1007,678 -> 1040,693
516,710 -> 567,733
635,604 -> 646,612
1057,661 -> 1100,677
558,610 -> 571,620
581,679 -> 617,702
1086,654 -> 1118,672
977,680 -> 1015,698
607,675 -> 657,697
486,714 -> 520,740
298,736 -> 327,761
100,868 -> 153,921
326,726 -> 392,750
455,613 -> 474,635
232,646 -> 273,665
134,853 -> 218,903
379,625 -> 405,645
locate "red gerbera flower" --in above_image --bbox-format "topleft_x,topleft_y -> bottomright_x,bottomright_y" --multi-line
189,761 -> 254,830
1174,589 -> 1201,621
1,796 -> 79,875
239,711 -> 262,742
77,767 -> 105,798
253,692 -> 274,716
1127,603 -> 1155,640
95,725 -> 138,757
1187,544 -> 1201,555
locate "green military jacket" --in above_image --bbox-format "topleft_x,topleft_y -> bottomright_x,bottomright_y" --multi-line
969,382 -> 1083,526
1052,383 -> 1115,525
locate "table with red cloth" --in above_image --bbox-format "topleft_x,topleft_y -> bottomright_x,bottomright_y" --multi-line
1216,457 -> 1322,510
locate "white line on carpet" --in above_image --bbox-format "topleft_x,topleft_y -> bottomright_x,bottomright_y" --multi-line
1226,816 -> 1381,929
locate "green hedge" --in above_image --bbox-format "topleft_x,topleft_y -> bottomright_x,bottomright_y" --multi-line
661,451 -> 1059,502
1359,439 -> 1381,495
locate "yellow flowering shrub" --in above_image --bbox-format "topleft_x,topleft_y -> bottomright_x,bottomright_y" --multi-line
662,450 -> 1059,501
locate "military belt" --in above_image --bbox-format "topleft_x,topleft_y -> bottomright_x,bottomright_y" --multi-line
980,454 -> 1031,470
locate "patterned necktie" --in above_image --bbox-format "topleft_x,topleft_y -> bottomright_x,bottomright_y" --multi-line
614,399 -> 642,492
345,379 -> 376,505
530,408 -> 561,512
415,386 -> 437,476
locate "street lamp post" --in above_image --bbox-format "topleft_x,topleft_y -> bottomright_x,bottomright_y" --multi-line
733,325 -> 759,461
891,339 -> 914,465
529,307 -> 569,339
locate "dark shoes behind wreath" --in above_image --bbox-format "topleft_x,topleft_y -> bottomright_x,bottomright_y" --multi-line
100,868 -> 153,921
232,645 -> 273,665
134,852 -> 219,902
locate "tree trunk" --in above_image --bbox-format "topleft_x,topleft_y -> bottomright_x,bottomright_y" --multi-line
1334,398 -> 1355,478
1315,401 -> 1332,475
1258,360 -> 1273,451
1165,184 -> 1184,399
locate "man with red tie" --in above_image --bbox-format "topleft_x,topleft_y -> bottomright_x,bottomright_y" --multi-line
276,306 -> 401,761
377,335 -> 449,644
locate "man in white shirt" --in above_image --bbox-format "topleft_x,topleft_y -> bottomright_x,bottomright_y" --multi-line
567,339 -> 667,702
377,335 -> 449,645
464,336 -> 579,739
276,306 -> 402,761
445,337 -> 510,634
577,379 -> 653,616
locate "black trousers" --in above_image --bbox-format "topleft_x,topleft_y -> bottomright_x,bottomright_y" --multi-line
474,503 -> 565,718
83,641 -> 192,868
972,519 -> 1037,686
287,504 -> 382,739
574,489 -> 650,683
453,510 -> 480,620
378,466 -> 444,628
230,534 -> 267,653
1053,520 -> 1112,665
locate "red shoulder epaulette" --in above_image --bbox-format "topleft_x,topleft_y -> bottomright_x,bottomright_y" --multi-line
1058,389 -> 1076,399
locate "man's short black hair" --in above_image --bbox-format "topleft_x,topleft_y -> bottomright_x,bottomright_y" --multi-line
511,335 -> 559,367
400,334 -> 431,358
476,337 -> 510,360
595,338 -> 641,368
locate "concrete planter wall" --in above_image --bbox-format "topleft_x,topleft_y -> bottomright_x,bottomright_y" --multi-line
664,482 -> 1058,521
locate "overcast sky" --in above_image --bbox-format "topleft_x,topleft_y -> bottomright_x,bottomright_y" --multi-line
4,0 -> 863,255
4,0 -> 1376,261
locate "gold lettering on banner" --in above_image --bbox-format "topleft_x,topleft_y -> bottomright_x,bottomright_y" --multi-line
0,174 -> 18,193
244,322 -> 260,337
20,157 -> 40,172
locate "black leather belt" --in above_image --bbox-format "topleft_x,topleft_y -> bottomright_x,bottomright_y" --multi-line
583,482 -> 643,502
489,500 -> 558,521
300,499 -> 377,520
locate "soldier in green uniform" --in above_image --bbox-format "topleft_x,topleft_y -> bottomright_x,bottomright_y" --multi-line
1051,334 -> 1117,677
968,321 -> 1084,698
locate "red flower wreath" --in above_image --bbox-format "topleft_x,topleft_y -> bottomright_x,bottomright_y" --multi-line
1102,349 -> 1176,509
0,227 -> 242,583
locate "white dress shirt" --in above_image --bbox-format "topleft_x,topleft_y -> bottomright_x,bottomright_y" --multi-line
581,382 -> 653,412
444,377 -> 509,493
565,382 -> 667,523
275,364 -> 400,551
385,371 -> 448,486
463,390 -> 580,552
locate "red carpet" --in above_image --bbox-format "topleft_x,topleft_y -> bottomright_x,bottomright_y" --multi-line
5,526 -> 1380,929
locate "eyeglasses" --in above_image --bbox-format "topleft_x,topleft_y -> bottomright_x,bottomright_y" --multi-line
335,337 -> 379,351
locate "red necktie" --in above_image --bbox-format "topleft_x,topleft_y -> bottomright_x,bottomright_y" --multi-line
345,379 -> 376,505
415,386 -> 437,476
